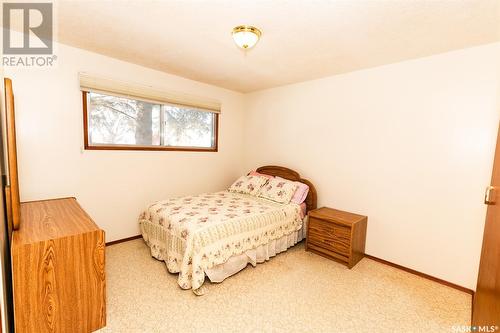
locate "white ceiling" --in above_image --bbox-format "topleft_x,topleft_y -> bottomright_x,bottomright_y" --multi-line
56,0 -> 500,92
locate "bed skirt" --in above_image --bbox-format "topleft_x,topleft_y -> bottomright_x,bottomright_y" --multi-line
205,218 -> 307,283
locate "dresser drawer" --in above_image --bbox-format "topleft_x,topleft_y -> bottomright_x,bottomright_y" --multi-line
308,217 -> 351,256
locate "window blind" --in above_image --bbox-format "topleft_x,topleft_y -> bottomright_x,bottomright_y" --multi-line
79,73 -> 221,113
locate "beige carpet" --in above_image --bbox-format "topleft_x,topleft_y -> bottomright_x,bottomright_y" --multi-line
97,239 -> 471,333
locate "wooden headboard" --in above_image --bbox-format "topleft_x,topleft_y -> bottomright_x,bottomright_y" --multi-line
256,165 -> 317,212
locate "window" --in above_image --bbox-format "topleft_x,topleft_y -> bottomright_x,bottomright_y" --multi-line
83,91 -> 218,151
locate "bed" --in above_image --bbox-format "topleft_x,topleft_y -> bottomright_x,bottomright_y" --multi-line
139,165 -> 317,295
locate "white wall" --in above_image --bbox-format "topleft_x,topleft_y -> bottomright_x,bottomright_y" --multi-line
243,43 -> 500,290
4,42 -> 247,242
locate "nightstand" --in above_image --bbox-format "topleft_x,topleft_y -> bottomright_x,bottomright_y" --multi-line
306,207 -> 367,268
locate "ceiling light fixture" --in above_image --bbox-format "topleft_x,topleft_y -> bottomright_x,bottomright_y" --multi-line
232,25 -> 262,50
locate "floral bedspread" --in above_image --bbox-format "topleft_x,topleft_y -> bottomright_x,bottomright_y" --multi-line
139,191 -> 302,294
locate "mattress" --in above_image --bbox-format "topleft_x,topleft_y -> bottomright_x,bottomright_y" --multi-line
139,191 -> 303,294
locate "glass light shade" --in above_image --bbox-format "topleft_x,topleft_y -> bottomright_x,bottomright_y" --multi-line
232,26 -> 261,49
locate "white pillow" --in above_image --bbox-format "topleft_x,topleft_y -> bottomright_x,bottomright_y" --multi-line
228,175 -> 268,196
276,177 -> 310,205
258,177 -> 298,204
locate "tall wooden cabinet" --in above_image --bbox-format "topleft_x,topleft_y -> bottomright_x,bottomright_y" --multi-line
3,78 -> 106,332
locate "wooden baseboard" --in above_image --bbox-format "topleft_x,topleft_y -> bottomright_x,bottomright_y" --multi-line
106,235 -> 142,246
364,254 -> 474,295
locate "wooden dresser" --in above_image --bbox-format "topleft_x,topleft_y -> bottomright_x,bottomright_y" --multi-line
306,207 -> 367,268
11,198 -> 106,333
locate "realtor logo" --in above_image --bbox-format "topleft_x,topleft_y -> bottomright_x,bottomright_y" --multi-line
2,2 -> 56,67
3,2 -> 53,54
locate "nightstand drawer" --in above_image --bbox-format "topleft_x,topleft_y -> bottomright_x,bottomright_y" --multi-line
307,242 -> 349,263
309,217 -> 351,238
308,217 -> 351,256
